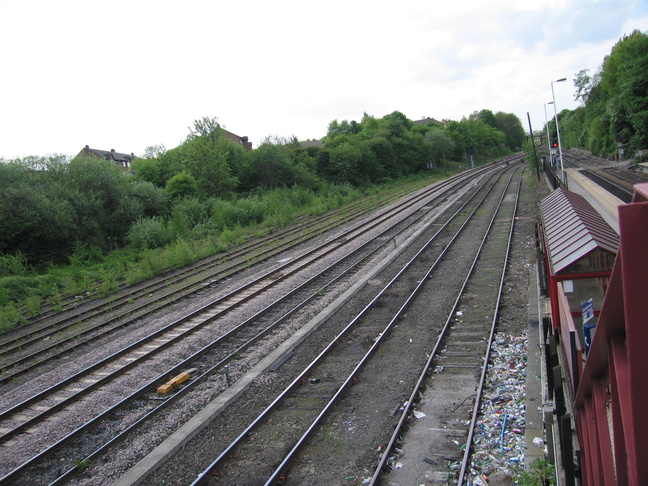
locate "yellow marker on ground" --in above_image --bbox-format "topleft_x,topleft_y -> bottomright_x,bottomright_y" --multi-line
157,371 -> 191,394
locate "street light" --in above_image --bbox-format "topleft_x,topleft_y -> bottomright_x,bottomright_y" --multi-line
551,77 -> 567,187
544,101 -> 554,170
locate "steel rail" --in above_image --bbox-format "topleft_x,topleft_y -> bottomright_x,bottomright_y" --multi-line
3,177 -> 437,352
190,164 -> 518,485
0,196 -> 401,359
0,205 -> 369,354
560,152 -> 633,202
0,168 -> 484,383
1,219 -> 394,486
11,185 -> 413,326
1,165 -> 478,418
367,166 -> 523,484
0,165 -> 499,483
267,165 -> 524,486
580,169 -> 633,202
457,168 -> 524,484
32,167 -> 490,486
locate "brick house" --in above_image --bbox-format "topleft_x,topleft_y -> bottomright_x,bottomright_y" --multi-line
80,146 -> 137,169
222,130 -> 253,150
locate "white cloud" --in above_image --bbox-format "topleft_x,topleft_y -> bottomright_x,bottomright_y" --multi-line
1,0 -> 647,157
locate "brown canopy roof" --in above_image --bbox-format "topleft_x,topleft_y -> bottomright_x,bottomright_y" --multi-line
540,188 -> 619,275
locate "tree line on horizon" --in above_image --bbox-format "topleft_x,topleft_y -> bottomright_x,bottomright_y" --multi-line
0,109 -> 525,275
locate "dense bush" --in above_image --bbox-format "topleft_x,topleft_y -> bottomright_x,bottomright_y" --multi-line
0,155 -> 170,265
127,216 -> 172,249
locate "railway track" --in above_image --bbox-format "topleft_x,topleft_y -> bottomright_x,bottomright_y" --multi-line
381,166 -> 523,485
0,175 -> 477,384
0,182 -> 430,382
562,149 -> 648,202
11,183 -> 429,325
150,163 -> 525,485
0,160 -> 523,485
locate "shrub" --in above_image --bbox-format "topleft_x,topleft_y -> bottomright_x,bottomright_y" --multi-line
209,199 -> 251,231
0,275 -> 38,305
24,295 -> 43,316
128,217 -> 172,249
37,274 -> 62,299
0,251 -> 31,277
0,303 -> 26,334
170,198 -> 209,240
167,238 -> 196,268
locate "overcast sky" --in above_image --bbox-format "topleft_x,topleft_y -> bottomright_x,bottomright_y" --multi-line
1,0 -> 647,159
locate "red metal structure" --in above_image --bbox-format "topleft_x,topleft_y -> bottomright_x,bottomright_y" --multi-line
575,183 -> 648,485
540,189 -> 619,386
539,188 -> 621,484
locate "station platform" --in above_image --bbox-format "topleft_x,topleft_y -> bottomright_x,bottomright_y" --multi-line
563,169 -> 623,234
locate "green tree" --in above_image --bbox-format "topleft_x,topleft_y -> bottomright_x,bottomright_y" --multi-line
166,171 -> 198,199
559,30 -> 648,157
424,128 -> 455,173
245,143 -> 296,189
494,112 -> 526,149
131,157 -> 165,187
179,117 -> 240,197
142,144 -> 166,158
0,178 -> 76,264
475,109 -> 497,128
367,137 -> 396,178
383,111 -> 413,138
328,140 -> 364,184
0,155 -> 154,265
612,31 -> 648,151
573,68 -> 593,106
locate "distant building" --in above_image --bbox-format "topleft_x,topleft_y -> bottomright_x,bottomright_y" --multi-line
300,139 -> 323,148
222,129 -> 253,150
412,117 -> 444,126
80,146 -> 137,169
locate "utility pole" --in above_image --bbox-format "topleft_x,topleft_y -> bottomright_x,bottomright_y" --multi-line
527,112 -> 540,180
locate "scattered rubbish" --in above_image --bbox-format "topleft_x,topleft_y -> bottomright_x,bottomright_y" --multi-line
465,332 -> 531,482
533,437 -> 545,448
413,410 -> 426,419
391,403 -> 402,417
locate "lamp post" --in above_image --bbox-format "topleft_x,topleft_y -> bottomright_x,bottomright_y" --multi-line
544,101 -> 554,170
551,77 -> 567,187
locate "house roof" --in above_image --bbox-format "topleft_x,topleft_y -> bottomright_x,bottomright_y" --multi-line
222,130 -> 253,149
540,188 -> 619,275
412,117 -> 442,126
83,146 -> 136,163
300,139 -> 323,148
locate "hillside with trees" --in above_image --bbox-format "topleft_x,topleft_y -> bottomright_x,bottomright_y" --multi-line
548,30 -> 648,159
0,109 -> 524,330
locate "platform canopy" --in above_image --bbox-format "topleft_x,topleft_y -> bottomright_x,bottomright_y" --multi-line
540,188 -> 619,276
